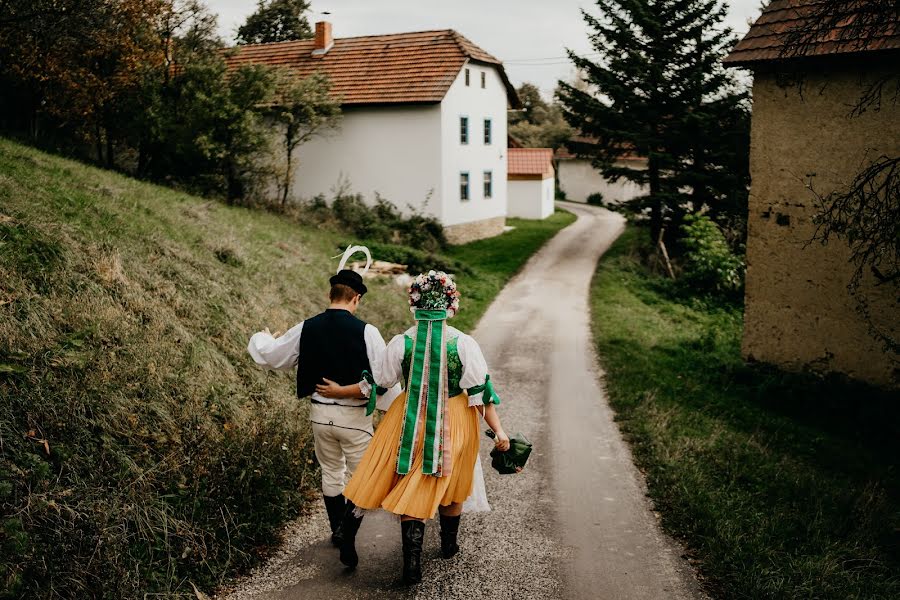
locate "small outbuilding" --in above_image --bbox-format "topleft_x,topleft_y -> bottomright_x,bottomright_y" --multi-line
507,147 -> 555,219
554,135 -> 648,206
725,0 -> 899,387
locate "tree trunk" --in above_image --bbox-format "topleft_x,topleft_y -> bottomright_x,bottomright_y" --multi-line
648,154 -> 663,243
226,160 -> 242,204
281,139 -> 292,209
106,130 -> 115,169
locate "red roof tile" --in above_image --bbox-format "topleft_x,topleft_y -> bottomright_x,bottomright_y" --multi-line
508,148 -> 554,177
222,29 -> 519,106
725,0 -> 900,65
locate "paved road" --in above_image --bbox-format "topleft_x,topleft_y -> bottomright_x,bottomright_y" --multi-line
222,203 -> 704,600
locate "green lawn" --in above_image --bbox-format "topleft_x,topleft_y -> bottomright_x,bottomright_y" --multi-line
590,227 -> 900,600
0,136 -> 573,598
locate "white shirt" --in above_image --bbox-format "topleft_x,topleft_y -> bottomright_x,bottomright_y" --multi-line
247,320 -> 399,407
373,325 -> 492,410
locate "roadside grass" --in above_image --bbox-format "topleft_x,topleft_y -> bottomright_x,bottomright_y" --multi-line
0,137 -> 573,598
590,226 -> 900,599
448,210 -> 576,331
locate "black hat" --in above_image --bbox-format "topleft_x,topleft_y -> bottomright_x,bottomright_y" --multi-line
329,269 -> 368,296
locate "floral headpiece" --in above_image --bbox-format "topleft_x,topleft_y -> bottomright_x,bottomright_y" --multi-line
408,270 -> 461,318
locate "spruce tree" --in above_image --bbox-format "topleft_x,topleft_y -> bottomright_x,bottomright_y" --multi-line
557,0 -> 748,244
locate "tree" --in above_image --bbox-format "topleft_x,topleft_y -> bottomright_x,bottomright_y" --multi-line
557,0 -> 749,245
268,70 -> 341,208
508,82 -> 573,149
236,0 -> 312,45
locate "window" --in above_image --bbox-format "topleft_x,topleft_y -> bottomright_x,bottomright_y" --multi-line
460,172 -> 470,201
465,68 -> 470,86
483,118 -> 492,145
481,71 -> 486,88
483,171 -> 493,199
460,116 -> 468,144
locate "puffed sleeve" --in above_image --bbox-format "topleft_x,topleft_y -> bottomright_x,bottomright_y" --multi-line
457,333 -> 499,407
374,334 -> 406,390
247,322 -> 303,372
362,324 -> 402,410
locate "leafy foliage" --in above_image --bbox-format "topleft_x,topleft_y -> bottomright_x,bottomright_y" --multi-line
508,83 -> 574,149
679,213 -> 744,294
236,0 -> 313,45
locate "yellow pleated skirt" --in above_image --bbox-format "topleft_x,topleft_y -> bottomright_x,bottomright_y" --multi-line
344,391 -> 480,520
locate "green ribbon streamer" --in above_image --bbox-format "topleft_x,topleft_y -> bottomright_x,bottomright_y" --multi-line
467,374 -> 501,405
361,370 -> 387,416
396,309 -> 448,476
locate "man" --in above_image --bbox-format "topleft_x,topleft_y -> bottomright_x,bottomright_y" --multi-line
247,267 -> 396,554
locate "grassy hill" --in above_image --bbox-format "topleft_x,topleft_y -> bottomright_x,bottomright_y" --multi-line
0,138 -> 574,598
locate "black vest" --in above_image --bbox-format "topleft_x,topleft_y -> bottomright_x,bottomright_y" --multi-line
296,309 -> 371,399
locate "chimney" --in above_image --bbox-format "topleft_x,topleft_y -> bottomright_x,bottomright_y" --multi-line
312,21 -> 333,56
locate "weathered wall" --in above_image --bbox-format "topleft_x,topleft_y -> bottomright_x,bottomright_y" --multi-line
444,216 -> 506,244
557,158 -> 647,204
744,61 -> 899,387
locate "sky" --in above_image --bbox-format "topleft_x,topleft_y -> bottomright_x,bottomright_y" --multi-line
209,0 -> 764,96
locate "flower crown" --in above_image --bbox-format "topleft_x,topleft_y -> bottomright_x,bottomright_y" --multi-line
408,270 -> 461,317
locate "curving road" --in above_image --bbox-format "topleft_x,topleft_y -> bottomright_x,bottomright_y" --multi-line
222,202 -> 704,600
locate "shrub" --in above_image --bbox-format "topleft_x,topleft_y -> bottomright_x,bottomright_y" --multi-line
679,213 -> 744,294
586,192 -> 604,206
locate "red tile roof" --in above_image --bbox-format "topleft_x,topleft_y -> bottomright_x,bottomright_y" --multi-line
223,29 -> 519,106
725,0 -> 900,65
508,148 -> 554,178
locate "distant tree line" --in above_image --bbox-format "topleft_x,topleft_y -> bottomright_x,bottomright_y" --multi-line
0,0 -> 338,205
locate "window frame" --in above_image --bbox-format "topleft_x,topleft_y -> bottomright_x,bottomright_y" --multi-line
460,171 -> 470,201
483,118 -> 492,145
465,68 -> 470,86
459,115 -> 469,145
483,170 -> 493,199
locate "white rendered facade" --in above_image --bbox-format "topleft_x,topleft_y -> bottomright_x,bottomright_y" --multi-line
508,176 -> 555,220
288,61 -> 509,236
557,158 -> 648,205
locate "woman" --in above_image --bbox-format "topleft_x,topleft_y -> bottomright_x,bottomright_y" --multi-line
317,270 -> 510,585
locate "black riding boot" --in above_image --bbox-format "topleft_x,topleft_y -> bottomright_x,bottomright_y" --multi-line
339,500 -> 364,568
439,514 -> 460,559
401,520 -> 425,585
322,494 -> 346,547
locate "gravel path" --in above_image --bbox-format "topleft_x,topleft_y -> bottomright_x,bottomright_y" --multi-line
220,203 -> 705,600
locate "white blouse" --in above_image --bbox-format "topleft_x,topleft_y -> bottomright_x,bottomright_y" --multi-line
372,325 -> 492,411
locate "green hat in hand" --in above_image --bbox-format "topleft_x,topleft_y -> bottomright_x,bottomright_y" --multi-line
486,430 -> 532,474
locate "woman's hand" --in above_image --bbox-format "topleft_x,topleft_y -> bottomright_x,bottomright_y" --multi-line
316,378 -> 345,398
493,429 -> 511,452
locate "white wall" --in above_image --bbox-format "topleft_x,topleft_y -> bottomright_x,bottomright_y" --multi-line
289,104 -> 443,219
439,62 -> 509,227
508,176 -> 554,219
557,158 -> 647,205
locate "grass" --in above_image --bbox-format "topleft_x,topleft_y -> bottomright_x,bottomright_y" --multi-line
0,137 -> 573,598
590,226 -> 900,599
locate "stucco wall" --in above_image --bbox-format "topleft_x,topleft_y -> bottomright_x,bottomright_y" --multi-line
744,62 -> 899,387
557,158 -> 647,204
288,104 -> 443,219
508,176 -> 554,219
440,62 -> 509,229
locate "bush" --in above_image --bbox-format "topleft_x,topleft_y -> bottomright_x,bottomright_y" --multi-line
586,192 -> 604,206
679,213 -> 744,294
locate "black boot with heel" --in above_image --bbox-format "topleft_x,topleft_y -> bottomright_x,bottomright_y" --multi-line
322,494 -> 346,548
339,500 -> 364,568
400,520 -> 425,585
439,514 -> 460,559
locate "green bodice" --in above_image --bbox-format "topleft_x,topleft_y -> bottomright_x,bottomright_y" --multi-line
401,334 -> 464,396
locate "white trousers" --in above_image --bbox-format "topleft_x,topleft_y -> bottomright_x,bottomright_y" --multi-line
310,403 -> 373,497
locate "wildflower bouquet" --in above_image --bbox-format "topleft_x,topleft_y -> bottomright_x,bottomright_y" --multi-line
408,270 -> 461,317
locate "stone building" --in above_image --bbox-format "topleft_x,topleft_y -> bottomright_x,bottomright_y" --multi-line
725,1 -> 899,387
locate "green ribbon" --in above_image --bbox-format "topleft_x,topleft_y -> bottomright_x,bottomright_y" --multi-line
396,309 -> 449,476
467,374 -> 501,405
361,370 -> 387,416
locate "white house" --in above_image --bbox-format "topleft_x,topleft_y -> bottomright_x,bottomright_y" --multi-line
226,22 -> 520,243
507,147 -> 555,219
555,136 -> 648,205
